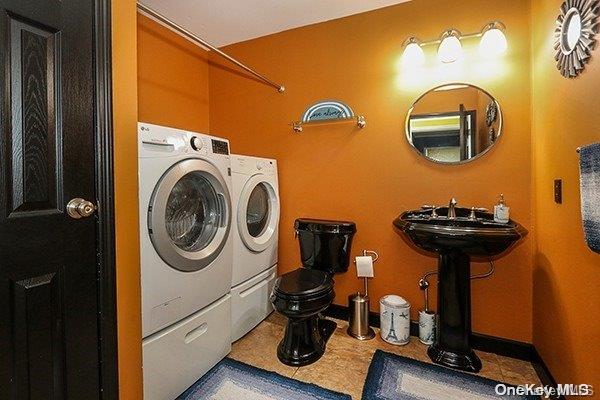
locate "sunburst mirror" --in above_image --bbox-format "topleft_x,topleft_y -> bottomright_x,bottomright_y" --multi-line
554,0 -> 600,78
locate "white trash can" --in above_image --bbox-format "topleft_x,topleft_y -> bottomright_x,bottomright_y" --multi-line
379,295 -> 410,345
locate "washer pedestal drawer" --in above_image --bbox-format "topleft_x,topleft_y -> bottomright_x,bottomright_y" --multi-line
142,295 -> 231,400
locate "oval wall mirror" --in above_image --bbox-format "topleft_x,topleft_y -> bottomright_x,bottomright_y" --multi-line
405,83 -> 502,164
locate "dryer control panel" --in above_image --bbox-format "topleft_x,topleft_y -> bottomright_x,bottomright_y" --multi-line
231,155 -> 277,176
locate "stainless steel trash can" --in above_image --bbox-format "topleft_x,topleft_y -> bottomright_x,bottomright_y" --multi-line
347,292 -> 375,340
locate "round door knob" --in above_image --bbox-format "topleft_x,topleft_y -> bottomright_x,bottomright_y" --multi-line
67,198 -> 97,219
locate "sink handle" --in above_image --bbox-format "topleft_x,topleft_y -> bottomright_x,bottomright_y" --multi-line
421,204 -> 436,210
469,207 -> 477,220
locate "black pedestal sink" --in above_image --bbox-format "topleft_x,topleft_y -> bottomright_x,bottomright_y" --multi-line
393,204 -> 527,372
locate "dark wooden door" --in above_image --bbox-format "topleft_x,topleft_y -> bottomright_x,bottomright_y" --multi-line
0,1 -> 108,399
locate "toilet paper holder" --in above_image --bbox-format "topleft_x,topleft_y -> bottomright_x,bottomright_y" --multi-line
347,250 -> 379,340
362,249 -> 379,262
354,250 -> 379,296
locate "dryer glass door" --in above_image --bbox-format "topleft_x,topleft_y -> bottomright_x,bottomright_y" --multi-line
149,159 -> 231,272
238,176 -> 279,252
246,183 -> 271,237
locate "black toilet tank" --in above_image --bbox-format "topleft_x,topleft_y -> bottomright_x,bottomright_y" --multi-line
294,218 -> 357,274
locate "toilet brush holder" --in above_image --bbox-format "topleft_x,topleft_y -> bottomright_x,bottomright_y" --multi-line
347,290 -> 375,340
418,310 -> 436,345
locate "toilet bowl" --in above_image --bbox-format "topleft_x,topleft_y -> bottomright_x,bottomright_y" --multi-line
270,218 -> 356,366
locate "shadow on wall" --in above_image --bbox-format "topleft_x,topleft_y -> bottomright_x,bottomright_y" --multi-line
137,13 -> 210,132
532,253 -> 576,378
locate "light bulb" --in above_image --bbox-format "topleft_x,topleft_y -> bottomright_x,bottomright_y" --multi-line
479,27 -> 508,57
438,33 -> 462,63
402,40 -> 425,68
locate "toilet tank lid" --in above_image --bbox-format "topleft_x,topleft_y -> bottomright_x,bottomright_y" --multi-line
295,218 -> 357,234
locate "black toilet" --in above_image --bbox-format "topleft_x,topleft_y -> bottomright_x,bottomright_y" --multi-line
271,218 -> 356,366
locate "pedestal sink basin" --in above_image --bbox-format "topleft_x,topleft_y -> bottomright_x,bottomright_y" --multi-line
393,205 -> 527,373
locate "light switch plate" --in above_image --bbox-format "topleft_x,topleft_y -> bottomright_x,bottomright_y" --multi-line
554,179 -> 562,204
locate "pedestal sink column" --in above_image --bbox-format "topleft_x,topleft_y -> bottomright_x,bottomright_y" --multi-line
427,250 -> 482,372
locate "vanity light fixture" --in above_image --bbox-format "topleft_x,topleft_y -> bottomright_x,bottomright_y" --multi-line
401,37 -> 426,67
479,21 -> 508,57
401,21 -> 508,65
438,30 -> 463,63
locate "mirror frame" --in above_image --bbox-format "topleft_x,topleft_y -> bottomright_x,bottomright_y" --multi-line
404,83 -> 503,165
554,0 -> 599,78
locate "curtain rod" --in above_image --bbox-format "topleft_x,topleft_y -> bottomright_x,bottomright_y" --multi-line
136,2 -> 285,93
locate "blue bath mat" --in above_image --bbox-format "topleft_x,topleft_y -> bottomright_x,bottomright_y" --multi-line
362,350 -> 538,399
177,357 -> 351,400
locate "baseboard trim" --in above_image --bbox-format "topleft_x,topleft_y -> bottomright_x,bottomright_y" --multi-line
325,303 -> 562,395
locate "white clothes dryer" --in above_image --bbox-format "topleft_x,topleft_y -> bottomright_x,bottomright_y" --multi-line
230,154 -> 279,341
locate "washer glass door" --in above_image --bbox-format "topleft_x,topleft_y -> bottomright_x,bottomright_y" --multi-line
149,159 -> 231,272
238,175 -> 279,252
166,173 -> 219,252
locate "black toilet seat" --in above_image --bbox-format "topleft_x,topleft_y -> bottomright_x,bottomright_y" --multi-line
273,268 -> 333,301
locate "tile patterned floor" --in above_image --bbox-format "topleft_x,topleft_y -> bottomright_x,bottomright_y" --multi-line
229,313 -> 542,399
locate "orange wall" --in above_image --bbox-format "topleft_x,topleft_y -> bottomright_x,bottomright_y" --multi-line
112,1 -> 142,399
209,0 -> 534,342
137,14 -> 210,132
531,0 -> 600,390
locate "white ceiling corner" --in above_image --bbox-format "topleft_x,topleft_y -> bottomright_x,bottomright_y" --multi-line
139,0 -> 410,47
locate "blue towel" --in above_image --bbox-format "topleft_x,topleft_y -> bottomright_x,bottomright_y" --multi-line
579,142 -> 600,254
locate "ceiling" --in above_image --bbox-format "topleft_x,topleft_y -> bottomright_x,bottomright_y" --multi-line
139,0 -> 410,47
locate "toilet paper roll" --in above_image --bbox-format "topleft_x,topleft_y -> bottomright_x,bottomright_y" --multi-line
355,256 -> 374,278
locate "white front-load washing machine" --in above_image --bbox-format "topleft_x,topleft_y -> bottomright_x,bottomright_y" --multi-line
138,123 -> 232,400
230,154 -> 279,342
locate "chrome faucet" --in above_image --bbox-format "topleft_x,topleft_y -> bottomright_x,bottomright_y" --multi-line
448,198 -> 458,219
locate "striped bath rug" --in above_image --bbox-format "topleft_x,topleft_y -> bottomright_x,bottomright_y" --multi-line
177,357 -> 351,400
362,350 -> 538,399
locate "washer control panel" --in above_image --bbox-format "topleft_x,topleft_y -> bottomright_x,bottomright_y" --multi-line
190,136 -> 204,151
139,122 -> 231,160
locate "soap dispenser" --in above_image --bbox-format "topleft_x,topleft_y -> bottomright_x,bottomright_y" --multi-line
494,194 -> 510,223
